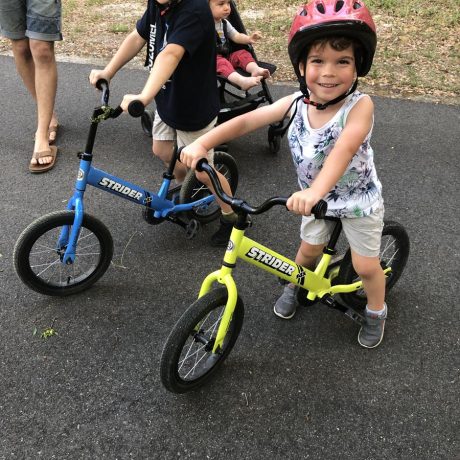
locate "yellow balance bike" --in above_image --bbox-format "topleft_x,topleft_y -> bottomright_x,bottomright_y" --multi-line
160,160 -> 409,393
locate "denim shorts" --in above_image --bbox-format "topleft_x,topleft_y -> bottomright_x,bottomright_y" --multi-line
0,0 -> 62,41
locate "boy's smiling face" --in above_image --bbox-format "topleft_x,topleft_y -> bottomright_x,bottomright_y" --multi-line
301,42 -> 357,105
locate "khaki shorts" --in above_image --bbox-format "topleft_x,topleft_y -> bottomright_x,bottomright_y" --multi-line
152,110 -> 217,164
300,204 -> 385,258
0,0 -> 62,41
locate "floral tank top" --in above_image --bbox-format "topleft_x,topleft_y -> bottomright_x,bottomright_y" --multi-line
287,91 -> 383,218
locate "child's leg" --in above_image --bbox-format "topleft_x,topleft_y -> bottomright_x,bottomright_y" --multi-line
274,241 -> 324,319
342,206 -> 386,348
230,50 -> 270,79
218,53 -> 262,91
350,252 -> 386,310
177,120 -> 238,246
151,111 -> 187,183
352,252 -> 387,349
274,216 -> 330,319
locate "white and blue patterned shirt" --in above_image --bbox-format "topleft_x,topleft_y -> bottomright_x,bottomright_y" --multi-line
287,91 -> 383,218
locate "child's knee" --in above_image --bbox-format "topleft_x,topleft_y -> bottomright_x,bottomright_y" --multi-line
352,254 -> 382,279
299,241 -> 323,259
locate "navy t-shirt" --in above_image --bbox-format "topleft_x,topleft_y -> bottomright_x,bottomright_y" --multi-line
136,0 -> 219,131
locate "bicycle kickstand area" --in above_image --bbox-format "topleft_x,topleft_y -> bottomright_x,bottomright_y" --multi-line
320,295 -> 366,326
143,207 -> 200,239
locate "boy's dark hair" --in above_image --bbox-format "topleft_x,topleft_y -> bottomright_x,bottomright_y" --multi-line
302,36 -> 363,70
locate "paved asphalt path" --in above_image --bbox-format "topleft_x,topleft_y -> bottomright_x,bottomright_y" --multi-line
0,55 -> 459,459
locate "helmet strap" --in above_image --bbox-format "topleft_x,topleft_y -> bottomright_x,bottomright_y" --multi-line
299,77 -> 359,110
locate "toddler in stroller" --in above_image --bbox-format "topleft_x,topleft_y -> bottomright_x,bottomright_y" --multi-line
141,0 -> 282,153
211,0 -> 270,90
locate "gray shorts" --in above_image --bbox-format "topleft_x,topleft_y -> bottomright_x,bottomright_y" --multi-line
152,110 -> 217,164
0,0 -> 62,41
300,204 -> 385,258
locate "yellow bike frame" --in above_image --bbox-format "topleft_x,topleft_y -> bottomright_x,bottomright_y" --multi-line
198,227 -> 390,353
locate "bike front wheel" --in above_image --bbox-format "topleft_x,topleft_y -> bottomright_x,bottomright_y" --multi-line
336,220 -> 410,310
179,151 -> 238,224
14,210 -> 113,296
160,287 -> 244,393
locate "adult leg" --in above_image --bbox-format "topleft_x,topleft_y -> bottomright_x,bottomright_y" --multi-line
11,38 -> 36,97
29,38 -> 57,165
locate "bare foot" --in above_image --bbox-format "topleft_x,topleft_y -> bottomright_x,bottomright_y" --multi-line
251,67 -> 270,79
238,76 -> 263,91
31,136 -> 53,166
48,114 -> 59,144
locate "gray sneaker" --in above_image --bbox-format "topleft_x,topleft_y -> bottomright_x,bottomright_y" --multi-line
358,305 -> 387,349
274,285 -> 298,319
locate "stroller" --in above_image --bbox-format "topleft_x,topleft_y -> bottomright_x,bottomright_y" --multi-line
141,0 -> 283,154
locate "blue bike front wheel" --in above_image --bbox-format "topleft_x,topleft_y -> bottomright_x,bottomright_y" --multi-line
14,210 -> 113,296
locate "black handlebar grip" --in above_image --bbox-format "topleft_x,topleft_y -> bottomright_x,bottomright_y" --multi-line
195,158 -> 208,172
95,79 -> 109,91
312,199 -> 327,219
127,100 -> 145,118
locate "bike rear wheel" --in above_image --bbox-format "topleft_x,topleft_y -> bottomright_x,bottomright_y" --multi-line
336,220 -> 410,309
179,151 -> 238,223
14,210 -> 113,296
160,287 -> 244,393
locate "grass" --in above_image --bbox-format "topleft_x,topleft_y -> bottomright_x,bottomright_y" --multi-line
0,0 -> 458,104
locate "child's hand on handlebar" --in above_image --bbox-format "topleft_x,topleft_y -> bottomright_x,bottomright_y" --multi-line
180,143 -> 209,170
287,189 -> 323,216
89,69 -> 112,87
121,94 -> 145,112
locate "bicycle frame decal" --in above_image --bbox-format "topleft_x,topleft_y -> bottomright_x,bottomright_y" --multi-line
237,236 -> 331,293
87,167 -> 155,206
98,177 -> 143,201
245,246 -> 296,277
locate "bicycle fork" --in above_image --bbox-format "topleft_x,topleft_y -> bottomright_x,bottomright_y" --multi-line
196,228 -> 245,354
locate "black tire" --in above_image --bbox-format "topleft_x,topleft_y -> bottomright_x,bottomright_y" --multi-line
14,210 -> 113,296
179,151 -> 238,223
336,220 -> 410,310
160,287 -> 244,393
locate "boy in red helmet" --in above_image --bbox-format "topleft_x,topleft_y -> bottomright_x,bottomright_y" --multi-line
181,0 -> 388,348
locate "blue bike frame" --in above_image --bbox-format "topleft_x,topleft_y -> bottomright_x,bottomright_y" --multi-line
59,97 -> 216,264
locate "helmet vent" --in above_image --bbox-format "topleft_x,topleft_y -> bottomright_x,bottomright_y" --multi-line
353,1 -> 362,9
335,1 -> 344,12
316,3 -> 326,14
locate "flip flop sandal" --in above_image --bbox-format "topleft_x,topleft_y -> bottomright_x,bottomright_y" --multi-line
33,124 -> 60,144
29,145 -> 58,174
48,124 -> 59,145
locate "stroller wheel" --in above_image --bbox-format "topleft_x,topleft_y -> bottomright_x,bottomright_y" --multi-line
141,109 -> 154,137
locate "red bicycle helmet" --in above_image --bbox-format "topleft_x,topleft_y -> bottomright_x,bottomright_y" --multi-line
288,0 -> 377,78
